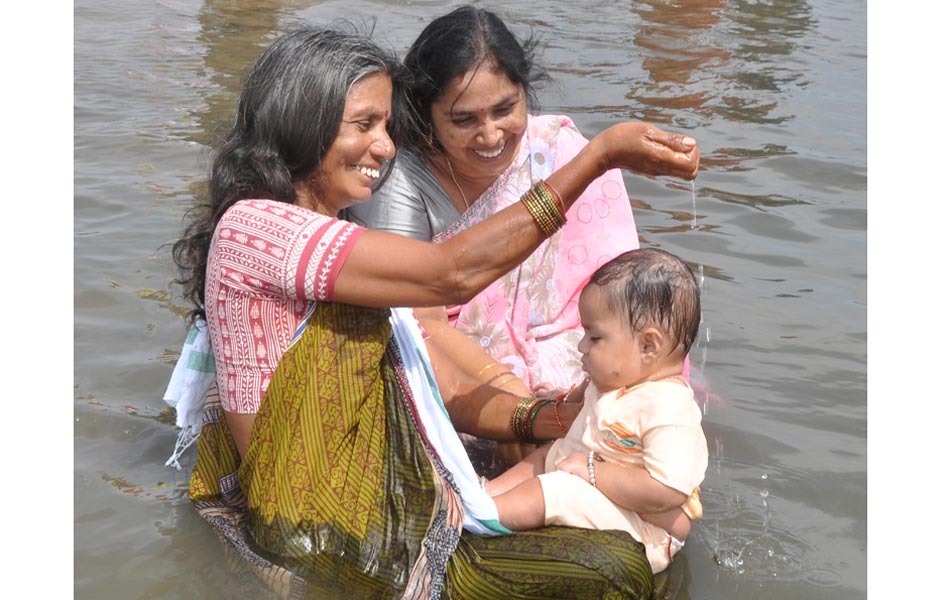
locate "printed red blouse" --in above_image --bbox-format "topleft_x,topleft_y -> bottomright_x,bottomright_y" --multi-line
205,199 -> 366,413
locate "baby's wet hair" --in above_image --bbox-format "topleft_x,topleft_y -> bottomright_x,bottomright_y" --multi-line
586,248 -> 701,355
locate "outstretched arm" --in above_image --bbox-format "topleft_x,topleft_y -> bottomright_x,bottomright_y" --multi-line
332,123 -> 699,308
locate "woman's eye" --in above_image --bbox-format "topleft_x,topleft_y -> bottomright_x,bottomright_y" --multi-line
495,104 -> 515,117
451,116 -> 475,127
347,119 -> 372,131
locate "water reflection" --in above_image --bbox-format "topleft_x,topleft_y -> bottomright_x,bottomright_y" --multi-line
626,0 -> 816,137
189,0 -> 302,145
627,0 -> 730,125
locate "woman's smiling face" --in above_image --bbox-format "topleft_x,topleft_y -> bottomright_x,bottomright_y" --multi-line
429,61 -> 528,188
310,72 -> 395,215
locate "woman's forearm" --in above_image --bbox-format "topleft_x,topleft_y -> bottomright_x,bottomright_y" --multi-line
333,122 -> 697,309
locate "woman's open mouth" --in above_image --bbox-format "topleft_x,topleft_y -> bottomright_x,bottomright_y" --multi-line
353,165 -> 380,179
473,141 -> 506,160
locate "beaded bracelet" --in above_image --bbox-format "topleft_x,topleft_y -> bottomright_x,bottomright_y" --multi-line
587,450 -> 598,487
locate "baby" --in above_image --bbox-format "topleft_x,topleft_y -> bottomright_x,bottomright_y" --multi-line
484,248 -> 708,573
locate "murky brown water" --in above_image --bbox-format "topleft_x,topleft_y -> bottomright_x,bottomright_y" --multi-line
74,1 -> 866,598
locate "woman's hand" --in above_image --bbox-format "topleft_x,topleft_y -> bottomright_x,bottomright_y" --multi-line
593,122 -> 700,181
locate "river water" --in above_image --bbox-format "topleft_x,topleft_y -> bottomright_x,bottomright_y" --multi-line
73,0 -> 867,598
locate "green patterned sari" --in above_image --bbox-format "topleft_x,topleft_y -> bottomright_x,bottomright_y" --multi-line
189,302 -> 656,599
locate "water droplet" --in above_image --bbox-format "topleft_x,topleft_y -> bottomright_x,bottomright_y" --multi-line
760,489 -> 769,498
761,473 -> 768,479
691,180 -> 698,229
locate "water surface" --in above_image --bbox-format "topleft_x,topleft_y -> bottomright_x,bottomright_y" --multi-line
74,1 -> 866,598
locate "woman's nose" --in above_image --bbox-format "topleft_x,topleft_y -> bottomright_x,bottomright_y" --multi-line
371,132 -> 395,160
477,119 -> 502,145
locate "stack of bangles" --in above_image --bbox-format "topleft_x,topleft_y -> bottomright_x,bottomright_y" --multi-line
510,396 -> 557,443
521,180 -> 567,236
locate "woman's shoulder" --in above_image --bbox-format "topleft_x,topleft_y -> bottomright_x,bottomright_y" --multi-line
224,198 -> 334,224
218,199 -> 356,242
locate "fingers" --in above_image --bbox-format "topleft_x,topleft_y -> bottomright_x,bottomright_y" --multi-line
647,128 -> 697,154
645,129 -> 701,181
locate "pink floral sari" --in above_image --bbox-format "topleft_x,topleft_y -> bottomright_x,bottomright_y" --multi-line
434,114 -> 640,390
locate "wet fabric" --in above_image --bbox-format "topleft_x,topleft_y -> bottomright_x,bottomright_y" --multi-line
188,302 -> 655,599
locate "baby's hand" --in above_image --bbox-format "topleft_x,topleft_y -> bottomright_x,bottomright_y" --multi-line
556,452 -> 591,483
531,382 -> 564,399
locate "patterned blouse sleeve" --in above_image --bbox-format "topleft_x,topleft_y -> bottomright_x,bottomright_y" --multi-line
212,199 -> 366,302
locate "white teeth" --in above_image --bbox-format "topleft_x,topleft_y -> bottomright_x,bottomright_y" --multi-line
475,145 -> 504,159
354,165 -> 380,179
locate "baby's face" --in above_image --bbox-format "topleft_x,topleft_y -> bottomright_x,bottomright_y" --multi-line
577,286 -> 648,392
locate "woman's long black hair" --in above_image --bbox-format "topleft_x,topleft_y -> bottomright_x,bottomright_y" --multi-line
172,26 -> 406,321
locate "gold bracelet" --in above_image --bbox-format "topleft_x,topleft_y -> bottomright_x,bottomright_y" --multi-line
510,396 -> 537,441
521,182 -> 563,236
477,362 -> 505,378
542,180 -> 566,216
490,374 -> 517,389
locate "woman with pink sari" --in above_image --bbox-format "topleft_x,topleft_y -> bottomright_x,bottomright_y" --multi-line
345,5 -> 653,396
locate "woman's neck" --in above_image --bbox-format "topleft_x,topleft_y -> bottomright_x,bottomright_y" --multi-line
292,180 -> 335,216
426,155 -> 481,213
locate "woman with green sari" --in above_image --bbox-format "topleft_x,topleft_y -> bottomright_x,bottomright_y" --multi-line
172,25 -> 700,599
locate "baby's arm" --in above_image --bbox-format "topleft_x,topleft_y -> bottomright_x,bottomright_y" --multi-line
557,453 -> 693,539
557,452 -> 687,515
588,457 -> 688,513
640,505 -> 692,541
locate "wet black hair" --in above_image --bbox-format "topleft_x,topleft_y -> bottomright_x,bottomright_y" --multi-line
586,248 -> 701,355
402,4 -> 548,151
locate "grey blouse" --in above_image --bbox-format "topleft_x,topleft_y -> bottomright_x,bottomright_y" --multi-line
342,147 -> 460,241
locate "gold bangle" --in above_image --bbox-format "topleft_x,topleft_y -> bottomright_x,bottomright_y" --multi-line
510,396 -> 536,441
542,180 -> 566,216
477,362 -> 504,378
521,183 -> 563,236
490,374 -> 517,389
